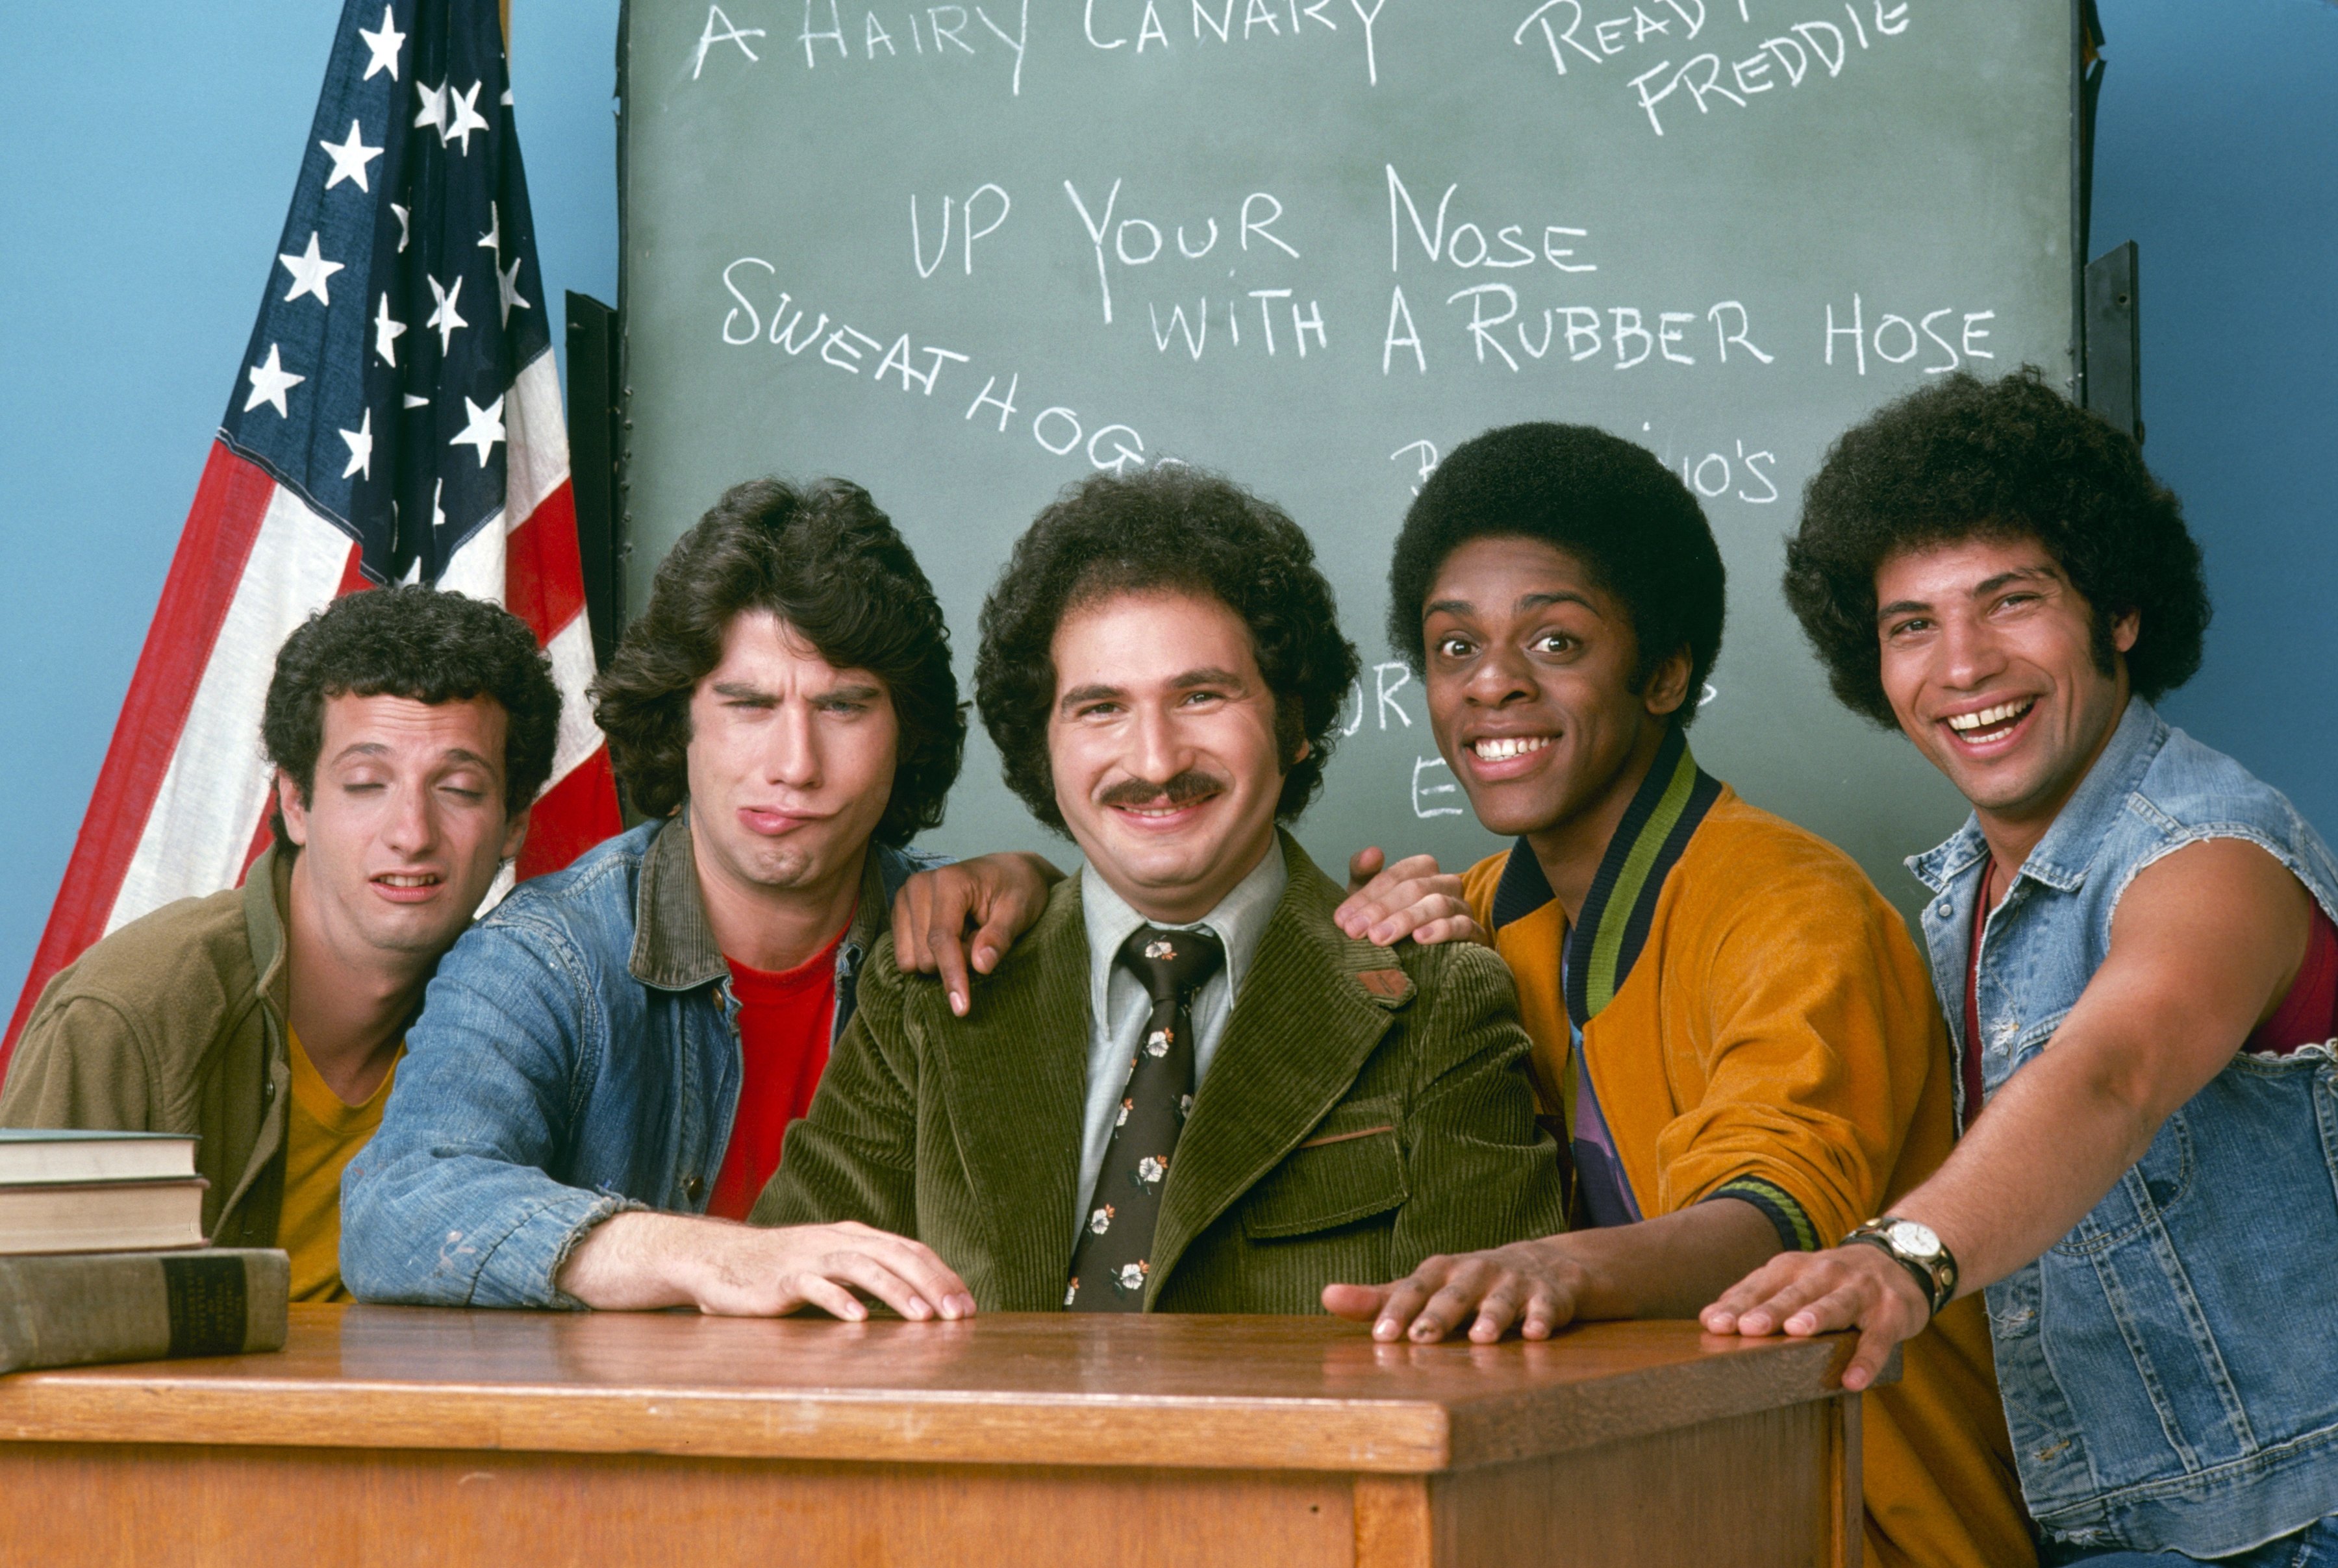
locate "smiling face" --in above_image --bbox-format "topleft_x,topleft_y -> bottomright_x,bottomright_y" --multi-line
684,608 -> 899,913
1874,534 -> 2135,834
1421,535 -> 1689,851
277,692 -> 527,965
1048,589 -> 1291,925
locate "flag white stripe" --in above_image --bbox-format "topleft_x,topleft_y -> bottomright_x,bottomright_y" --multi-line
104,484 -> 352,936
505,349 -> 568,526
542,613 -> 602,784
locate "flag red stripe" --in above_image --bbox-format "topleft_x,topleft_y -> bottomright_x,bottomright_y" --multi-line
4,444 -> 283,1062
514,747 -> 620,882
502,479 -> 586,643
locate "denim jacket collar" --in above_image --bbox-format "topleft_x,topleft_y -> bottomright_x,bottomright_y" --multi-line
627,812 -> 893,992
1907,697 -> 2168,897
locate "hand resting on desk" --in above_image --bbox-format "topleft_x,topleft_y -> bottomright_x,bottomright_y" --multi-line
555,1212 -> 977,1321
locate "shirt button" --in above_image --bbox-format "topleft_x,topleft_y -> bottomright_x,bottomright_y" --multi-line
683,1174 -> 704,1201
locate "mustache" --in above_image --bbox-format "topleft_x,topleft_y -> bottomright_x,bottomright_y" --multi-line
1095,770 -> 1226,810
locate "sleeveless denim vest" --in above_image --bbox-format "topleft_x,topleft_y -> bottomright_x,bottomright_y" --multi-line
1909,701 -> 2338,1558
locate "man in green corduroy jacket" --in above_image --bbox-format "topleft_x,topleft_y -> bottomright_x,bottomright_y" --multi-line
752,467 -> 1568,1314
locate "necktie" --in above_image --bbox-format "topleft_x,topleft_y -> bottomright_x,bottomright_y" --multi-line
1065,925 -> 1225,1312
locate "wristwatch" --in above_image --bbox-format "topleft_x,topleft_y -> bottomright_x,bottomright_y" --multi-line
1842,1217 -> 1959,1319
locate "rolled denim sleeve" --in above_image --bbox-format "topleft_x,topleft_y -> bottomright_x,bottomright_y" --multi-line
340,909 -> 643,1308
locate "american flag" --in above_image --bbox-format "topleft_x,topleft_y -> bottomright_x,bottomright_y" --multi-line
3,0 -> 621,1063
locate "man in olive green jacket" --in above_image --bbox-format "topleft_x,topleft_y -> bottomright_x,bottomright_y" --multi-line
755,467 -> 1566,1313
0,590 -> 564,1273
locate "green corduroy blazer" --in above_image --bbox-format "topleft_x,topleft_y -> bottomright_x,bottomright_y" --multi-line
751,833 -> 1569,1313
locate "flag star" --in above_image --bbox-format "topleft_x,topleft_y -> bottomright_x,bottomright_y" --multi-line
319,119 -> 383,193
444,81 -> 490,153
500,87 -> 514,106
430,478 -> 448,534
339,408 -> 374,480
414,79 -> 447,137
402,392 -> 430,408
277,230 -> 344,307
425,273 -> 467,354
477,202 -> 501,256
391,203 -> 410,253
496,255 -> 530,325
358,5 -> 405,81
449,394 -> 506,466
243,343 -> 304,417
373,291 -> 407,366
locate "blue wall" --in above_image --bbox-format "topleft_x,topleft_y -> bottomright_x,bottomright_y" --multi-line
2091,0 -> 2338,831
0,1 -> 618,1009
1,1 -> 2330,1009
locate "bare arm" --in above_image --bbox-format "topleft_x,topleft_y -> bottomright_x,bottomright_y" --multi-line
1706,838 -> 2313,1388
1325,1197 -> 1779,1341
890,852 -> 1064,1016
555,1212 -> 974,1321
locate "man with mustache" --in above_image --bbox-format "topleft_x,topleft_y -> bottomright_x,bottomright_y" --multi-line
1707,371 -> 2338,1565
1318,421 -> 2032,1568
752,466 -> 1567,1313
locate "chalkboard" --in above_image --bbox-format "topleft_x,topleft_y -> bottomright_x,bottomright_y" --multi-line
617,0 -> 2079,912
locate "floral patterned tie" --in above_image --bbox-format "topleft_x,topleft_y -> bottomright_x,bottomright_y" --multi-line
1065,925 -> 1225,1312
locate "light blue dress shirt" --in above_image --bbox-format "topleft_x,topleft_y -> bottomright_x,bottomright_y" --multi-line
1072,842 -> 1288,1239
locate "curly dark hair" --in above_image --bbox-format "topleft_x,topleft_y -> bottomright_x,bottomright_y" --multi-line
974,466 -> 1361,833
261,586 -> 562,847
592,477 -> 964,845
1784,368 -> 2209,728
1387,422 -> 1726,722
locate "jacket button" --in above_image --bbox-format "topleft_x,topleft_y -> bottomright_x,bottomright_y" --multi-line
262,1080 -> 276,1102
683,1175 -> 703,1201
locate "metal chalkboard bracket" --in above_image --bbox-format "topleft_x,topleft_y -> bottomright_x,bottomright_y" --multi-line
2083,243 -> 2142,447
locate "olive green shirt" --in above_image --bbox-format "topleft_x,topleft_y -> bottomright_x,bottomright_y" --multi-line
0,848 -> 297,1247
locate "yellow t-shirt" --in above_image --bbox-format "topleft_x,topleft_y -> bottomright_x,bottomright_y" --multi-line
281,1027 -> 403,1302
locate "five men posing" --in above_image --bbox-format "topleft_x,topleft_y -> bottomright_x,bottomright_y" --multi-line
10,367 -> 2330,1565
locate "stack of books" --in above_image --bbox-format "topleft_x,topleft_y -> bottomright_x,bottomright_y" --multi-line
0,1130 -> 288,1374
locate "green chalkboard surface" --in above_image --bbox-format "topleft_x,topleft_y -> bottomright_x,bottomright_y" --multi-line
619,0 -> 2078,910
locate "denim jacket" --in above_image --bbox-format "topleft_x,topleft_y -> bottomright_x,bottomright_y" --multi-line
340,815 -> 940,1308
1909,699 -> 2338,1558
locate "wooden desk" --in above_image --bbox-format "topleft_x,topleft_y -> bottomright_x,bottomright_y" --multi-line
0,1305 -> 1871,1567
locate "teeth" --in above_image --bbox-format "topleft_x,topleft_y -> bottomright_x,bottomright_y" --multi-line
1472,736 -> 1552,762
1946,700 -> 2034,733
377,874 -> 438,887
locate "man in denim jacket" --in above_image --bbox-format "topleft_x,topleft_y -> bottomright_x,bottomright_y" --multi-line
1709,371 -> 2338,1565
342,479 -> 1066,1319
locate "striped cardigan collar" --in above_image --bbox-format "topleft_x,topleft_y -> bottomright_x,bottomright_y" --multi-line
1488,724 -> 1722,1025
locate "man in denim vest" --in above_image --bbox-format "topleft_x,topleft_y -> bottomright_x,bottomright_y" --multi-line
1708,370 -> 2338,1565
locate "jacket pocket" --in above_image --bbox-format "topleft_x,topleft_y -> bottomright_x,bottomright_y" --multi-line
1241,1121 -> 1408,1241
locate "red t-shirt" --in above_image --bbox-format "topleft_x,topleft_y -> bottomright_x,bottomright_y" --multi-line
704,926 -> 847,1221
1965,867 -> 2338,1129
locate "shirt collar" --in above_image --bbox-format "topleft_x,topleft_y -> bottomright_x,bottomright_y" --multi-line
1907,697 -> 2167,896
631,810 -> 891,991
1079,833 -> 1290,1005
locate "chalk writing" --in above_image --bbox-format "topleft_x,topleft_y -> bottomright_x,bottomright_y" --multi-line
1082,0 -> 1389,86
1629,3 -> 1912,135
1411,756 -> 1465,818
1824,293 -> 1995,375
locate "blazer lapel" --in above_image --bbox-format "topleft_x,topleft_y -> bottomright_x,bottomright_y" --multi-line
928,878 -> 1093,1310
1146,836 -> 1405,1304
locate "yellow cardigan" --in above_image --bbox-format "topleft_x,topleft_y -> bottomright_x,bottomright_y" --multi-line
1461,734 -> 2033,1568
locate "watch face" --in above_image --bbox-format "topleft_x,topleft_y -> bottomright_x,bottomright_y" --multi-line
1886,1220 -> 1942,1261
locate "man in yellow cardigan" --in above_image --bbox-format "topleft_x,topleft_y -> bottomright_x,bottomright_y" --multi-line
1324,422 -> 2032,1568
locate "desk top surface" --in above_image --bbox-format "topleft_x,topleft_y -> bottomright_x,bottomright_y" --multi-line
0,1305 -> 1859,1473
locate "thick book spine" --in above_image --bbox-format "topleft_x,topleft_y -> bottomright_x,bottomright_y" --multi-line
0,1249 -> 289,1373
